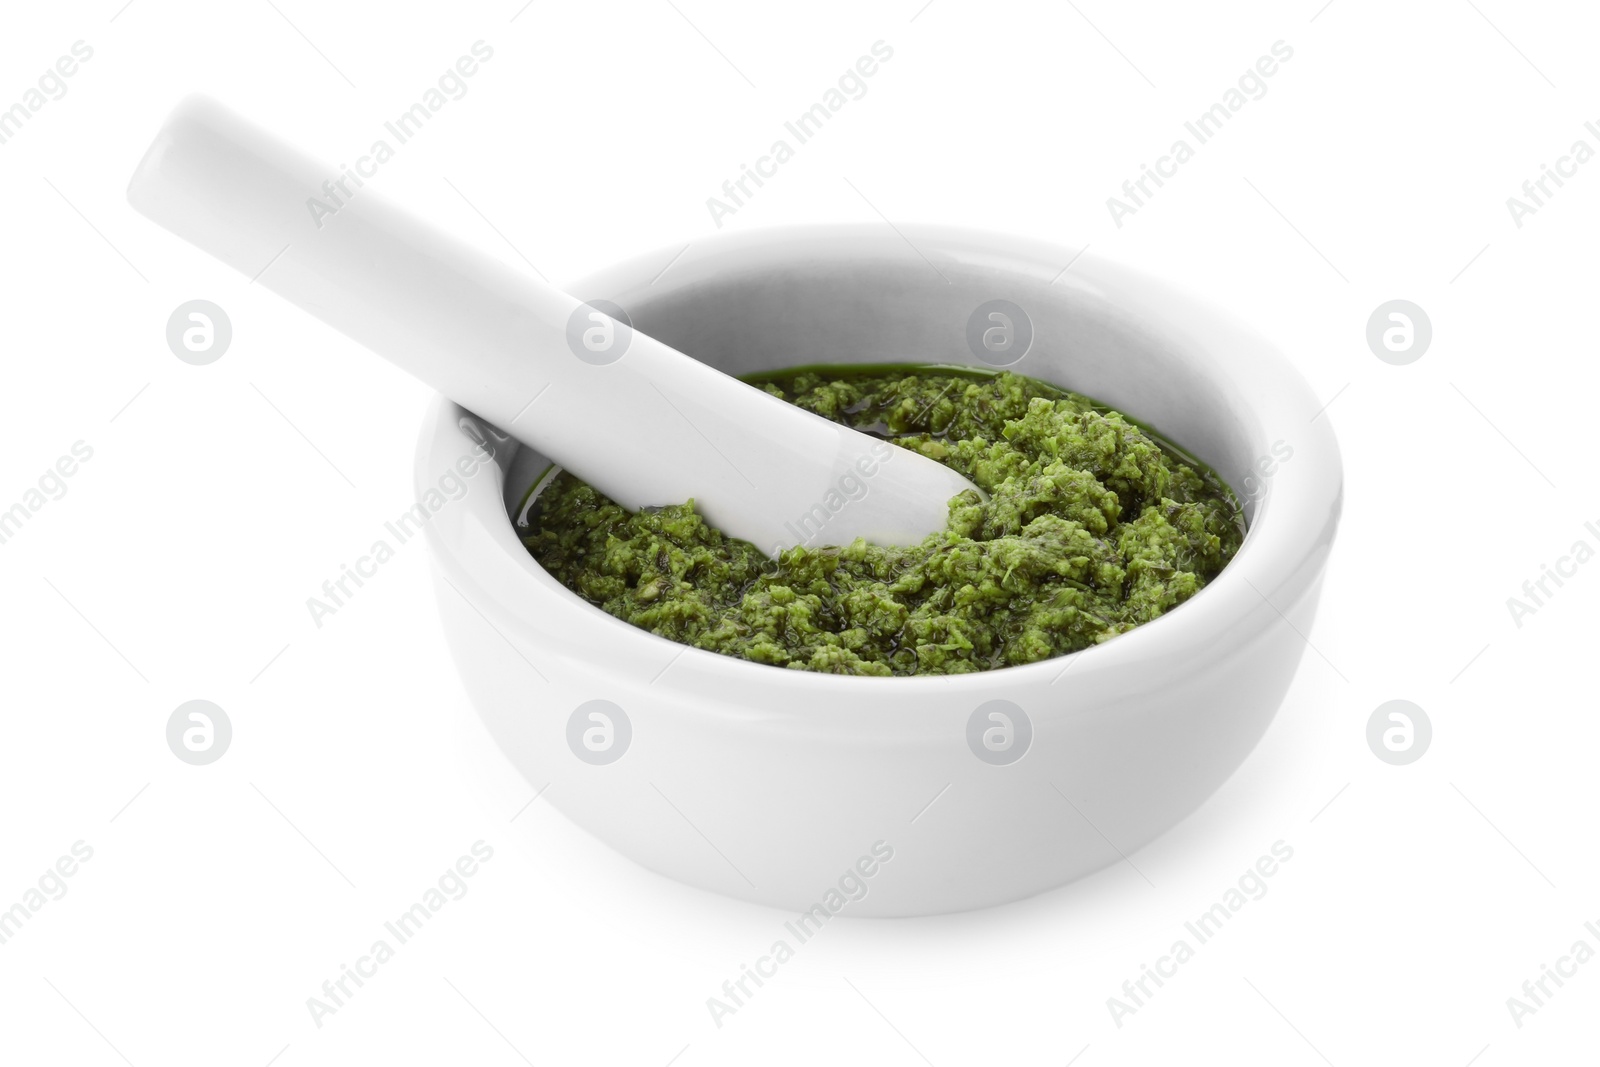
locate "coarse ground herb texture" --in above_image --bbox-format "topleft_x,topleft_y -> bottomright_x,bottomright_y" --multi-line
519,366 -> 1244,676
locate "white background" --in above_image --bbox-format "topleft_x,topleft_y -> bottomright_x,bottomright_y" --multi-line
1,1 -> 1596,1064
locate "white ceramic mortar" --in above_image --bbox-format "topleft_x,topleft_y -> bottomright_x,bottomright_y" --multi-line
420,224 -> 1342,917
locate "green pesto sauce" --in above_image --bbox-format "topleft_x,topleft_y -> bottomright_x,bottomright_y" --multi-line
518,366 -> 1245,676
